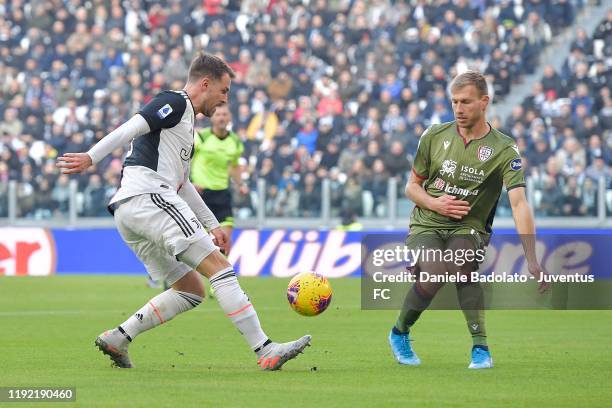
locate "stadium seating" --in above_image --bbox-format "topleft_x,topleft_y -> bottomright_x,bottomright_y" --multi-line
0,0 -> 608,221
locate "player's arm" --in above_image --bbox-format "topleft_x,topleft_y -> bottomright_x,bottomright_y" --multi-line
508,187 -> 549,292
406,172 -> 471,220
57,114 -> 150,174
178,181 -> 229,254
58,91 -> 185,174
504,144 -> 549,292
406,126 -> 470,219
508,187 -> 535,256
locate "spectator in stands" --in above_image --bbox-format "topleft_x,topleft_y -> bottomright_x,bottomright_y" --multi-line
296,118 -> 319,155
364,159 -> 389,216
337,138 -> 364,176
525,11 -> 552,49
0,0 -> 603,222
51,173 -> 71,215
541,65 -> 564,95
246,104 -> 279,141
384,141 -> 411,180
82,174 -> 108,217
538,177 -> 564,216
561,176 -> 583,216
274,181 -> 300,217
0,108 -> 23,138
586,155 -> 611,182
581,177 -> 598,216
299,173 -> 321,217
571,27 -> 594,55
556,137 -> 587,177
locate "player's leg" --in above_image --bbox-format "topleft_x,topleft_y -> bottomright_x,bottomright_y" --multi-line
95,194 -> 207,367
390,230 -> 446,365
205,222 -> 232,300
96,260 -> 206,368
96,269 -> 204,368
179,242 -> 310,370
152,191 -> 309,368
200,189 -> 234,298
447,230 -> 492,369
394,230 -> 446,333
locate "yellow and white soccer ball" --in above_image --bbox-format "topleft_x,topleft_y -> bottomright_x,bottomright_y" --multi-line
287,272 -> 333,316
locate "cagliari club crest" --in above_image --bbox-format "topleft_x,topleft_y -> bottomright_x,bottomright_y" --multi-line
478,145 -> 493,162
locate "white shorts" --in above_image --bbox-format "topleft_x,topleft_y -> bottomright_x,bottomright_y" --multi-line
114,192 -> 217,285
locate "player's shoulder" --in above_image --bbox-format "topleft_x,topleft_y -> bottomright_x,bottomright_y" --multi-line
139,90 -> 188,128
153,89 -> 188,106
420,121 -> 455,142
489,126 -> 514,144
489,126 -> 519,153
143,90 -> 188,117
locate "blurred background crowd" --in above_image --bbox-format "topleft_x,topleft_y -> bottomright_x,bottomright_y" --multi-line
0,0 -> 609,220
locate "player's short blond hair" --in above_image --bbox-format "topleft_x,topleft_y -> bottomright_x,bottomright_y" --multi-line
450,71 -> 488,97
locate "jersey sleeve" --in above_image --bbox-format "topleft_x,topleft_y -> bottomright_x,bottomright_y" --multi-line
138,91 -> 187,132
501,144 -> 526,191
412,126 -> 434,179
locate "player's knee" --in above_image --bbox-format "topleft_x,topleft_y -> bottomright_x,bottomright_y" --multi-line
195,250 -> 232,278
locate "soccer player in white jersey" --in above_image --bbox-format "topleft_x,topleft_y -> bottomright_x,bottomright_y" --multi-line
57,53 -> 310,370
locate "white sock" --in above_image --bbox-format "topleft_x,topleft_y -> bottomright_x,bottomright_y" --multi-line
119,289 -> 202,341
209,268 -> 270,353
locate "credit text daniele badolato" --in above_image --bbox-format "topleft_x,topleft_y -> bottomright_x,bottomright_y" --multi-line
371,271 -> 595,283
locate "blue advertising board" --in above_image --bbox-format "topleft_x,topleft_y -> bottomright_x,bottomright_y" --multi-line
0,228 -> 610,278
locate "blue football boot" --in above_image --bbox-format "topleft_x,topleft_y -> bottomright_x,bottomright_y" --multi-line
468,345 -> 493,369
388,328 -> 421,366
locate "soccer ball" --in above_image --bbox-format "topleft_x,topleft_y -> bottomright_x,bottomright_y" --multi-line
287,272 -> 333,316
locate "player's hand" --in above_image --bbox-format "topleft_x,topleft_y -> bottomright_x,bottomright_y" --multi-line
431,194 -> 471,220
57,152 -> 93,174
210,227 -> 230,255
528,261 -> 550,293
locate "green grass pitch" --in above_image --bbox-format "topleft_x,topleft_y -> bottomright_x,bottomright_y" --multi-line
1,276 -> 610,407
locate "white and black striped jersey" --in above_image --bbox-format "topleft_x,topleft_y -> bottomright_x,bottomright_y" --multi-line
110,90 -> 196,205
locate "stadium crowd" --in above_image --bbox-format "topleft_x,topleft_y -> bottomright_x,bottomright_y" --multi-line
0,0 -> 607,220
505,9 -> 611,216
